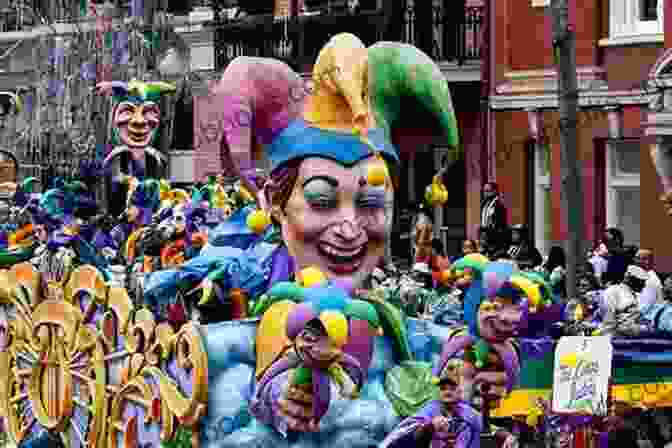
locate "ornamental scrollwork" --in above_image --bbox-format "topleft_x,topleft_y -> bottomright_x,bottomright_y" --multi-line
0,262 -> 208,448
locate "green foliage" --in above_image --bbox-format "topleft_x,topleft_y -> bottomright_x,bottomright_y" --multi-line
161,426 -> 193,448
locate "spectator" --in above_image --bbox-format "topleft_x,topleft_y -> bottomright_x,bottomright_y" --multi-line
462,238 -> 479,256
595,265 -> 648,338
589,241 -> 609,286
506,224 -> 543,270
452,238 -> 480,262
412,204 -> 434,264
602,227 -> 630,286
478,226 -> 492,257
544,246 -> 567,299
480,181 -> 507,232
664,276 -> 672,302
430,238 -> 450,273
479,226 -> 509,260
635,248 -> 664,306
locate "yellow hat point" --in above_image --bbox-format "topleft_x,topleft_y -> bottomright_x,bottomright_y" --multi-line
247,210 -> 271,234
431,376 -> 440,385
367,159 -> 388,186
296,266 -> 327,288
319,310 -> 349,348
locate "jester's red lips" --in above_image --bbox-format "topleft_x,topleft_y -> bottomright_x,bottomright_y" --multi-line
317,242 -> 367,274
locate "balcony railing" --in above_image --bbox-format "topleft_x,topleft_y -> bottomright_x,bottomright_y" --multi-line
400,3 -> 483,63
214,3 -> 483,73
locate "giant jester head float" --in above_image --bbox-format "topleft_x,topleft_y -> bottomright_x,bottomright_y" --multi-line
96,79 -> 176,178
215,33 -> 459,288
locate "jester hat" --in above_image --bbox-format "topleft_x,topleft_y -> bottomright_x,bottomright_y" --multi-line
5,177 -> 39,208
214,33 -> 460,201
37,179 -> 93,225
452,253 -> 490,336
479,261 -> 547,330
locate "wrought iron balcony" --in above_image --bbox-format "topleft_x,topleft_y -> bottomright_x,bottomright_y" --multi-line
214,3 -> 483,73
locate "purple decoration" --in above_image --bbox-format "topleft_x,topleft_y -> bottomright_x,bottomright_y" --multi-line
341,319 -> 374,375
598,431 -> 609,448
268,246 -> 294,285
47,80 -> 65,97
286,303 -> 317,340
112,32 -> 130,65
518,337 -> 555,360
130,0 -> 143,17
80,62 -> 97,81
49,46 -> 65,67
24,93 -> 33,114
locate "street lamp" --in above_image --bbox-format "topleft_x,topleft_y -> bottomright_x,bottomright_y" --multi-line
604,105 -> 623,139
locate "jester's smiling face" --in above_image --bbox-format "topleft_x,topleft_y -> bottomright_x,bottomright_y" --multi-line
478,296 -> 524,342
113,100 -> 161,148
294,319 -> 341,369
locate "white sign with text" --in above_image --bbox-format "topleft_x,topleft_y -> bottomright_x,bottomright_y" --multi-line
552,336 -> 613,416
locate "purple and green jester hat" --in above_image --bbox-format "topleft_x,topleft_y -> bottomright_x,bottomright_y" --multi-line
11,177 -> 40,209
252,282 -> 380,424
214,32 -> 461,379
212,32 -> 460,208
34,178 -> 96,248
96,79 -> 176,179
433,260 -> 549,394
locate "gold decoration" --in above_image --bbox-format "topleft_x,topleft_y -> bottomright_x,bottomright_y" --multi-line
0,262 -> 208,447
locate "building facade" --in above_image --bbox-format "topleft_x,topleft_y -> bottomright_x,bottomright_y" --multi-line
489,0 -> 672,269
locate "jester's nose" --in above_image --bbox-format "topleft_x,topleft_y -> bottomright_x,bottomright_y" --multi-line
498,308 -> 523,328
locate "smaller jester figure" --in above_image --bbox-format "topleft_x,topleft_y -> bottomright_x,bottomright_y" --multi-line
380,359 -> 482,448
250,269 -> 385,435
96,78 -> 176,179
433,258 -> 551,447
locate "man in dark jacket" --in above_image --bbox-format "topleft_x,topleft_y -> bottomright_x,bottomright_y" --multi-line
506,224 -> 543,269
480,182 -> 507,232
602,227 -> 632,285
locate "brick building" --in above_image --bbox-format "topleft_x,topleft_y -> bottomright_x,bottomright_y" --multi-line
488,0 -> 672,268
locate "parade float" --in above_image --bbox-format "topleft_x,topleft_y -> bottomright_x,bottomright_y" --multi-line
5,30 -> 672,448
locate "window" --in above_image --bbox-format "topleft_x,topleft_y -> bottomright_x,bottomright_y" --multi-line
534,142 -> 552,258
641,0 -> 659,20
606,140 -> 641,246
609,0 -> 663,38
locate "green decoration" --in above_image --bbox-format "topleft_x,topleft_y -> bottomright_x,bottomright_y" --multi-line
384,361 -> 440,417
160,426 -> 193,448
368,42 -> 460,162
292,366 -> 313,386
344,299 -> 381,328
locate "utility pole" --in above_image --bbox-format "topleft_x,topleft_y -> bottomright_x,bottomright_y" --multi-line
551,0 -> 583,300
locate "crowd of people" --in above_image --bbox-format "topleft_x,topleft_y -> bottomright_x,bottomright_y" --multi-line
403,181 -> 672,339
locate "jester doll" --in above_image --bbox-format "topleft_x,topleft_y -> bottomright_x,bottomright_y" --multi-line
95,79 -> 176,180
426,258 -> 552,447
